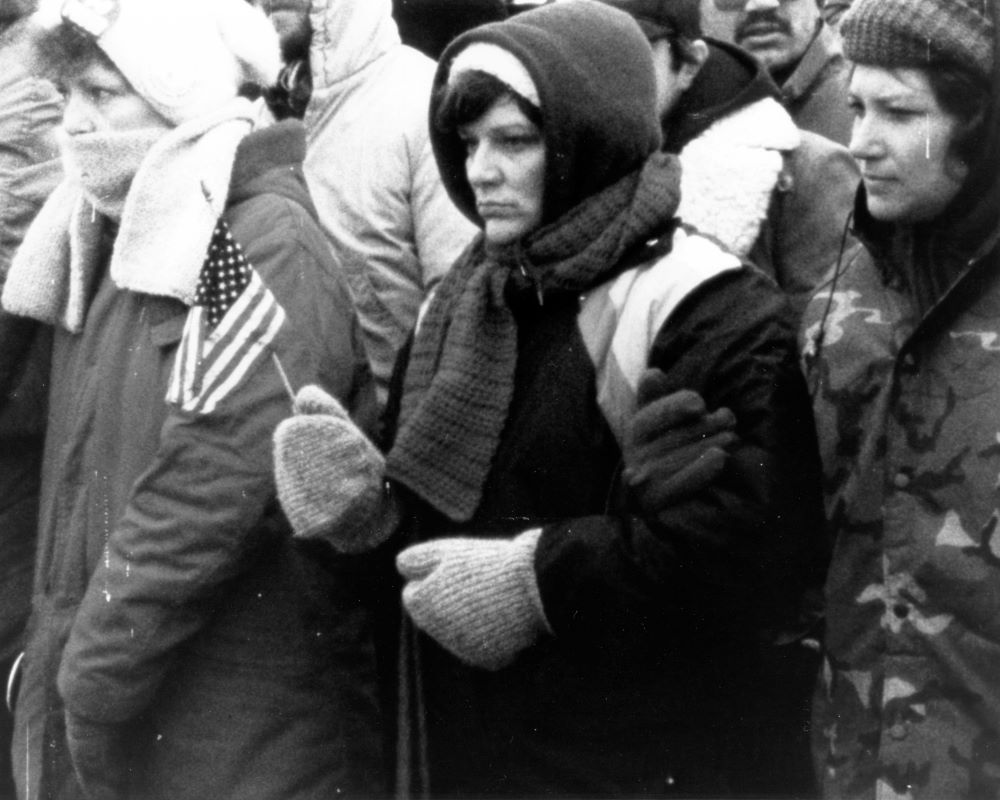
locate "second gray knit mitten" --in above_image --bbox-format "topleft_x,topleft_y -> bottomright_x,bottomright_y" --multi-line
396,529 -> 550,670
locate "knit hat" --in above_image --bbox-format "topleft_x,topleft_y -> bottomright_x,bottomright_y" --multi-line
841,0 -> 994,81
594,0 -> 702,41
34,0 -> 281,123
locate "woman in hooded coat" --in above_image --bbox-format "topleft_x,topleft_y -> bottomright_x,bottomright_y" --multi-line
800,0 -> 1000,796
276,0 -> 825,796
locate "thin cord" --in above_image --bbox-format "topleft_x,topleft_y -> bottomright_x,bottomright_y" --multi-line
809,209 -> 855,398
271,352 -> 297,407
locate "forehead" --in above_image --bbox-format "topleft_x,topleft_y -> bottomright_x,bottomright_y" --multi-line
66,56 -> 131,89
848,64 -> 938,104
460,94 -> 538,133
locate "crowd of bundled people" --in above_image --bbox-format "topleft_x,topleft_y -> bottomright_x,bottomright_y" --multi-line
0,0 -> 998,798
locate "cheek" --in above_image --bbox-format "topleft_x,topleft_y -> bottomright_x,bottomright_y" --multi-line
111,97 -> 170,132
920,162 -> 966,209
525,156 -> 546,212
921,123 -> 968,191
700,3 -> 739,41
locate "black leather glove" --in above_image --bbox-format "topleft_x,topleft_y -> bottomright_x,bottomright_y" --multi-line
623,369 -> 738,510
64,710 -> 130,800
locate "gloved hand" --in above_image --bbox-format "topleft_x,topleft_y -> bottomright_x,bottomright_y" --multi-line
623,369 -> 738,510
64,710 -> 129,800
274,384 -> 397,553
397,530 -> 550,671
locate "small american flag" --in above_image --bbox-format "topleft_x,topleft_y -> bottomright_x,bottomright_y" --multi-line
166,220 -> 286,415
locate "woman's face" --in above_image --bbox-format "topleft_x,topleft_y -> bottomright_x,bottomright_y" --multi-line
61,59 -> 170,135
848,65 -> 969,224
459,95 -> 546,246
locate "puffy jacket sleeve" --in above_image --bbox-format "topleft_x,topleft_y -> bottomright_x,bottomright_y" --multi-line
534,267 -> 828,656
56,194 -> 375,724
754,131 -> 858,319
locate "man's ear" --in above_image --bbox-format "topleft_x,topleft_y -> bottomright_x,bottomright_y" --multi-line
678,39 -> 710,90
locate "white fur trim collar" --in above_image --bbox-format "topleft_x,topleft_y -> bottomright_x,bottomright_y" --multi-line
677,97 -> 800,257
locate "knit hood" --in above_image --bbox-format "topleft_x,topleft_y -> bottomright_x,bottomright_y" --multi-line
430,0 -> 662,229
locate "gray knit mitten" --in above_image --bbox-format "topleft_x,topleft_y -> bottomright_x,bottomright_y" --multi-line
274,385 -> 394,553
396,529 -> 550,671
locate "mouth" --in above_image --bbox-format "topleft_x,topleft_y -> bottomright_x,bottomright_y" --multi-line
862,174 -> 897,193
737,18 -> 789,41
477,202 -> 517,217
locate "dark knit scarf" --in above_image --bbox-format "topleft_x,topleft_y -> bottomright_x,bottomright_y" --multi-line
386,153 -> 682,522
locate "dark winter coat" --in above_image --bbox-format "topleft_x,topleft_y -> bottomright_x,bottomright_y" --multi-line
778,22 -> 853,147
11,121 -> 383,800
389,237 -> 827,798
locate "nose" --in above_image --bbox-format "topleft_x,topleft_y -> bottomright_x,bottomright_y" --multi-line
849,113 -> 883,164
62,90 -> 95,136
466,141 -> 501,189
745,0 -> 780,10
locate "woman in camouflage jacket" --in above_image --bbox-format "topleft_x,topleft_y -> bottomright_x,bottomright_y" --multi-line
800,0 -> 1000,797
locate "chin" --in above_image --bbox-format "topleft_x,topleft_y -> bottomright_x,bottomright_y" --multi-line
865,193 -> 907,224
866,200 -> 945,226
484,222 -> 529,247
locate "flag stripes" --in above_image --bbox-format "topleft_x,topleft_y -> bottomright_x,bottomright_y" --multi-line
166,221 -> 287,415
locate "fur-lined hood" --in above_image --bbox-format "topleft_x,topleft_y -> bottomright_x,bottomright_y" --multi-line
677,96 -> 799,259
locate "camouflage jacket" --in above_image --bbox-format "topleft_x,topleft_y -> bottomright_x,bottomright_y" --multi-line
800,230 -> 1000,800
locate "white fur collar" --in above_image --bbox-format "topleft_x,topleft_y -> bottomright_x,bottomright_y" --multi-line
677,97 -> 800,257
3,98 -> 255,332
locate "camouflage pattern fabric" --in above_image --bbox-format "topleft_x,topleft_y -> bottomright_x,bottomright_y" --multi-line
800,243 -> 1000,800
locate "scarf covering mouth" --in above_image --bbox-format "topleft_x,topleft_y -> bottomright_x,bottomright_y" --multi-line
2,97 -> 256,333
385,152 -> 682,523
59,127 -> 168,221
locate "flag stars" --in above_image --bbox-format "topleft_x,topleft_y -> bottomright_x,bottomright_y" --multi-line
194,221 -> 254,328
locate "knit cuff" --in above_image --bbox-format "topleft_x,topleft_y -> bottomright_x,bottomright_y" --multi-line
513,528 -> 552,635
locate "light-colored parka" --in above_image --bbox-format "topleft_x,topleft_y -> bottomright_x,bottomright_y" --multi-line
302,0 -> 477,406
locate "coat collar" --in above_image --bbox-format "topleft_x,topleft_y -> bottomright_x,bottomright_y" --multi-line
780,24 -> 845,106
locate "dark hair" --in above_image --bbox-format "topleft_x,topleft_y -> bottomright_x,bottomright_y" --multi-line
925,62 -> 991,175
255,59 -> 311,120
28,21 -> 117,82
433,68 -> 542,134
